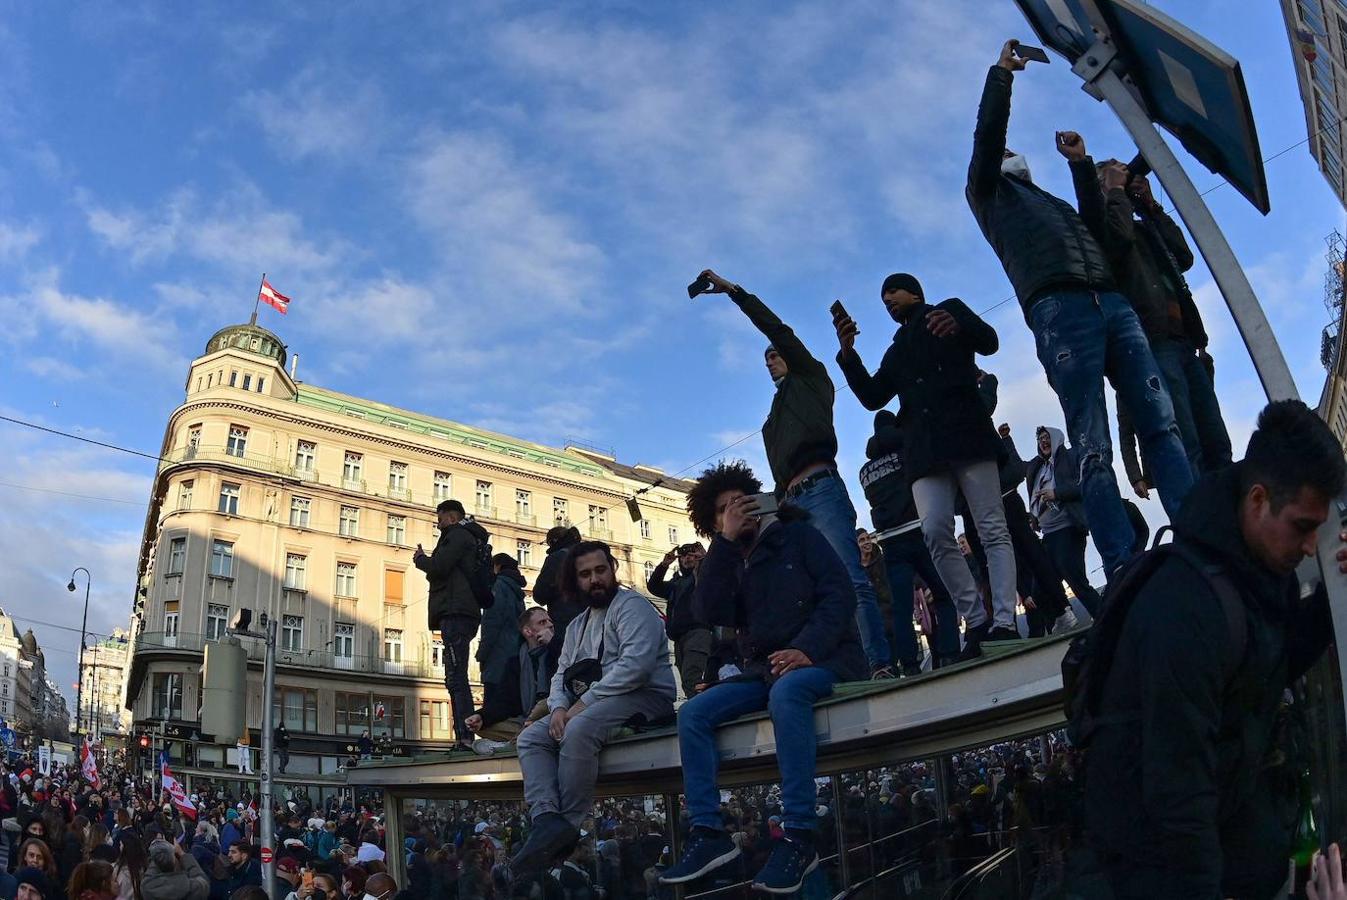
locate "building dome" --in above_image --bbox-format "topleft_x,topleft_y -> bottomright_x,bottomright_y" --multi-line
204,323 -> 288,369
19,629 -> 37,655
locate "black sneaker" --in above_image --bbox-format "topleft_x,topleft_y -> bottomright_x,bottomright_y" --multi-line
870,665 -> 896,680
957,622 -> 990,661
659,827 -> 740,884
752,832 -> 818,894
985,625 -> 1022,642
510,813 -> 579,879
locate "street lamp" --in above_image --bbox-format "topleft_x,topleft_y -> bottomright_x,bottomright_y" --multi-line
67,568 -> 90,738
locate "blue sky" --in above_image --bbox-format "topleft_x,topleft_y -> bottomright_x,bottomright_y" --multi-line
1,0 -> 1342,705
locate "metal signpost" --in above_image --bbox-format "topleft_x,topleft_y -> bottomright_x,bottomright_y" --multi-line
228,613 -> 279,884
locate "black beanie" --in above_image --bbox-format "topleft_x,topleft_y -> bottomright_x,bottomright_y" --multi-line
880,273 -> 924,299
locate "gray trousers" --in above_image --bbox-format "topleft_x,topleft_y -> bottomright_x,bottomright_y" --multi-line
517,687 -> 675,826
911,460 -> 1018,631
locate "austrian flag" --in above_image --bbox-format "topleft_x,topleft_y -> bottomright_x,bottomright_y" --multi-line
258,278 -> 291,315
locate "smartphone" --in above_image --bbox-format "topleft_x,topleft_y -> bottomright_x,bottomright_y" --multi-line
744,492 -> 779,517
1013,43 -> 1051,64
829,299 -> 849,321
687,275 -> 713,299
302,870 -> 314,889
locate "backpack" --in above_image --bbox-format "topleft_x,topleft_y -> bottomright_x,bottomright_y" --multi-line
461,518 -> 497,609
1061,539 -> 1247,748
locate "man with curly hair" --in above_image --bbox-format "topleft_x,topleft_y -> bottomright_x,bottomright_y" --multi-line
660,461 -> 867,894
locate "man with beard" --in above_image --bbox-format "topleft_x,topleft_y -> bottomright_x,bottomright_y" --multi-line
511,542 -> 677,880
965,38 -> 1192,577
661,461 -> 867,895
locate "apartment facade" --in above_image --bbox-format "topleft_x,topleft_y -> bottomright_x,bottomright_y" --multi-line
125,322 -> 695,774
1281,0 -> 1347,206
80,630 -> 132,742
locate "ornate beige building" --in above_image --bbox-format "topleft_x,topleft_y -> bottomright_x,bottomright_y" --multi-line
125,322 -> 694,777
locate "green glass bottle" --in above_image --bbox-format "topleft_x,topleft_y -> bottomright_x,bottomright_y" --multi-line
1291,766 -> 1319,899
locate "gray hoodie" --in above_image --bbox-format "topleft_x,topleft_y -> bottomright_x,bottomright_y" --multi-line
548,586 -> 677,711
1026,426 -> 1087,534
141,841 -> 209,900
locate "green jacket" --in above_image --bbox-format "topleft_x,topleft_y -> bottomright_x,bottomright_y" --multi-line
730,287 -> 838,495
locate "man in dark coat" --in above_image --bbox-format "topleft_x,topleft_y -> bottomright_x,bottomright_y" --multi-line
465,607 -> 559,752
535,525 -> 585,655
1025,426 -> 1102,617
1083,400 -> 1346,899
965,38 -> 1192,576
647,542 -> 710,696
413,499 -> 479,749
477,554 -> 528,716
661,461 -> 867,894
834,271 -> 1019,652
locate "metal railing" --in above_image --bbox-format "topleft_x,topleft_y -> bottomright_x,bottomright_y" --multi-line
134,630 -> 450,679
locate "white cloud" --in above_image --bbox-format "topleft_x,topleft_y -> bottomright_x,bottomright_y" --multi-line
0,222 -> 40,260
239,66 -> 387,162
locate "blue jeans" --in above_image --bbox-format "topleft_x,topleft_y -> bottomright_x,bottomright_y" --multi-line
1029,291 -> 1194,574
678,668 -> 837,832
1150,337 -> 1233,474
787,473 -> 890,669
880,533 -> 960,664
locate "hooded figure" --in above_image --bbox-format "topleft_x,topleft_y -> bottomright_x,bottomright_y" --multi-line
1024,427 -> 1087,532
140,840 -> 209,900
477,556 -> 528,687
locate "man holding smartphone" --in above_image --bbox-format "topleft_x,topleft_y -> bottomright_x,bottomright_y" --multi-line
693,269 -> 894,678
646,542 -> 710,697
661,461 -> 867,894
834,273 -> 1020,651
964,38 -> 1193,577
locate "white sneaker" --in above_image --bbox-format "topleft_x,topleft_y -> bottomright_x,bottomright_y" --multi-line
472,738 -> 512,756
1053,607 -> 1080,633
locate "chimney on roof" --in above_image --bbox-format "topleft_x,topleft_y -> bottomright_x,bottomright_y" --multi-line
291,353 -> 299,380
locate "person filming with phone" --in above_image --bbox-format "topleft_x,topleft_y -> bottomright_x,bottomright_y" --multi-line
965,38 -> 1193,578
660,461 -> 867,894
690,269 -> 895,678
646,542 -> 711,697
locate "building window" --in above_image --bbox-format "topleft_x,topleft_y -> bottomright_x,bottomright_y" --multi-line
639,519 -> 651,540
668,526 -> 679,546
589,505 -> 608,533
430,640 -> 444,669
209,540 -> 234,578
335,691 -> 369,736
553,497 -> 569,524
229,371 -> 238,387
294,441 -> 316,473
339,506 -> 359,537
207,604 -> 229,641
166,537 -> 186,576
387,515 -> 406,546
226,426 -> 248,458
164,601 -> 179,638
187,426 -> 202,457
343,452 -> 363,485
178,480 -> 194,511
284,554 -> 307,590
517,540 -> 532,567
383,629 -> 403,663
242,374 -> 252,391
151,673 -> 182,719
643,561 -> 655,583
516,489 -> 532,517
217,482 -> 241,515
289,496 -> 311,528
419,699 -> 453,740
373,695 -> 405,738
334,623 -> 355,663
281,615 -> 304,652
273,687 -> 318,732
388,462 -> 408,494
384,569 -> 404,604
433,472 -> 451,501
336,562 -> 358,598
257,377 -> 265,393
475,480 -> 493,512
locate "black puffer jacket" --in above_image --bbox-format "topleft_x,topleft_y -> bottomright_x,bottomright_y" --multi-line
837,298 -> 1001,481
415,523 -> 478,628
858,411 -> 917,531
966,65 -> 1115,317
1083,465 -> 1332,899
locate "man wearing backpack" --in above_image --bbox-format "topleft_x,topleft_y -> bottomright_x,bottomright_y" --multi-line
1080,400 -> 1347,899
414,499 -> 481,751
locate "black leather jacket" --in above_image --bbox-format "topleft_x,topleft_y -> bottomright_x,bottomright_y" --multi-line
966,65 -> 1115,318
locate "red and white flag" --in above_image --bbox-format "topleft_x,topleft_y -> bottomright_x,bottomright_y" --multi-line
80,738 -> 100,790
159,752 -> 197,819
258,278 -> 291,315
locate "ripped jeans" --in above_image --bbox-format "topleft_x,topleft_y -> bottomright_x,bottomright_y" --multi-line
1029,290 -> 1194,575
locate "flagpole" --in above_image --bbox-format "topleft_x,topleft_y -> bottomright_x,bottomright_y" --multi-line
250,273 -> 266,326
